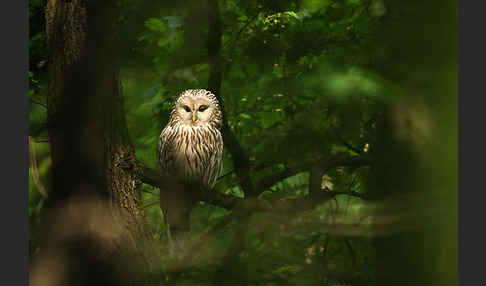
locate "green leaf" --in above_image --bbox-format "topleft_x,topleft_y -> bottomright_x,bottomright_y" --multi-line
240,113 -> 251,119
285,11 -> 300,20
145,17 -> 166,32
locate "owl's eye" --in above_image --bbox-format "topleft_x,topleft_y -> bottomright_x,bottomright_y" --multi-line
198,105 -> 209,112
183,105 -> 191,112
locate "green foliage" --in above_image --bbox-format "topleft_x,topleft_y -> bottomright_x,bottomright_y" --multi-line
29,0 -> 457,285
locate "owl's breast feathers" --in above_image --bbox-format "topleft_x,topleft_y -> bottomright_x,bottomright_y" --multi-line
158,123 -> 223,189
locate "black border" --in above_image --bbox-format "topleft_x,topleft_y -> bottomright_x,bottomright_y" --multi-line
1,0 -> 29,285
459,1 -> 484,286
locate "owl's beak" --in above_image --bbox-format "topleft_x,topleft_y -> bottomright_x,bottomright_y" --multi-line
192,114 -> 197,123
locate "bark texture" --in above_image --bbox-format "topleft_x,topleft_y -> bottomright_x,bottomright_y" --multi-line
32,1 -> 154,285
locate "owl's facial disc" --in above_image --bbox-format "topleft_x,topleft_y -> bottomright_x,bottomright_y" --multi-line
177,98 -> 212,125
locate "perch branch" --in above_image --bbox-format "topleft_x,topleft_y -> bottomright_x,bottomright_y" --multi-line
137,164 -> 369,213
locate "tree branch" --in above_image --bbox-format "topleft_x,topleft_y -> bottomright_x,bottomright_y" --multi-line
216,159 -> 287,185
137,164 -> 369,212
256,154 -> 372,191
207,0 -> 257,197
334,130 -> 363,155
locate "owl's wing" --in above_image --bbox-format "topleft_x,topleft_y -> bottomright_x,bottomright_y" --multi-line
208,131 -> 224,188
158,125 -> 176,172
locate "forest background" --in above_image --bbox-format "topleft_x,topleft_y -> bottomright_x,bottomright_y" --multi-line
28,1 -> 457,286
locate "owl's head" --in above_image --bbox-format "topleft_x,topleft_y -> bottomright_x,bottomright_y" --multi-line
171,89 -> 222,128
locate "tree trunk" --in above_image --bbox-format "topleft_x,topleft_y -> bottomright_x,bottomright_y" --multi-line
30,1 -> 153,285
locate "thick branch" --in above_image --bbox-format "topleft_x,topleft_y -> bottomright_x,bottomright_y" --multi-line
138,165 -> 369,213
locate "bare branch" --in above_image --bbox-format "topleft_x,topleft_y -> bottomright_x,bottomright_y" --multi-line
334,130 -> 363,155
223,13 -> 257,53
216,170 -> 234,181
257,154 -> 372,191
216,159 -> 287,183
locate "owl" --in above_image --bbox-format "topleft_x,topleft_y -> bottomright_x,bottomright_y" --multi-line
158,89 -> 223,234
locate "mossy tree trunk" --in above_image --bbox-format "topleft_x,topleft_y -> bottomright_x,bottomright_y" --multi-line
32,1 -> 154,285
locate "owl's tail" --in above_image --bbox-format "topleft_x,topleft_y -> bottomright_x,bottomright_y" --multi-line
162,207 -> 176,256
160,190 -> 175,255
160,186 -> 196,257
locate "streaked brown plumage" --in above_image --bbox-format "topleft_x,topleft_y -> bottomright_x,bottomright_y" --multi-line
158,89 -> 223,239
